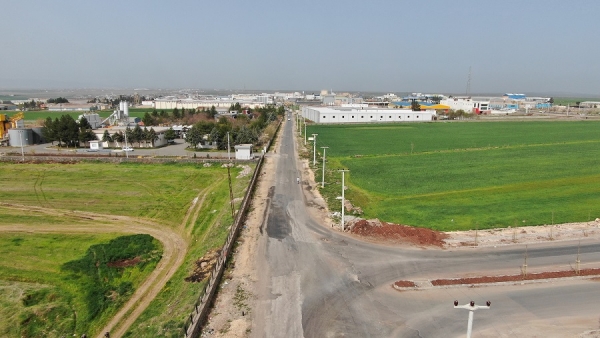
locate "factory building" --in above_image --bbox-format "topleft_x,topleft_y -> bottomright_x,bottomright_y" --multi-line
301,106 -> 436,124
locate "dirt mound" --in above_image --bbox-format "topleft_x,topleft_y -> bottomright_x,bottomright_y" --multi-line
185,249 -> 220,283
349,219 -> 447,247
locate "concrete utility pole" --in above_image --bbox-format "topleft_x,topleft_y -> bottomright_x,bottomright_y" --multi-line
227,132 -> 230,160
454,300 -> 491,338
339,169 -> 349,231
304,118 -> 307,145
311,134 -> 318,166
321,146 -> 329,188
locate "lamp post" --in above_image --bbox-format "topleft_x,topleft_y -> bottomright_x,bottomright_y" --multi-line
311,134 -> 318,166
321,146 -> 329,188
339,169 -> 349,231
453,300 -> 491,338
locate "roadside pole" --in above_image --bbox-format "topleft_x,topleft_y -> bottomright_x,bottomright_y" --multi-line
339,169 -> 349,231
312,134 -> 318,166
321,146 -> 329,188
453,300 -> 491,338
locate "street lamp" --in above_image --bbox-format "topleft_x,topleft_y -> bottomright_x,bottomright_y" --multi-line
453,300 -> 491,338
339,169 -> 349,231
311,134 -> 318,166
321,146 -> 329,188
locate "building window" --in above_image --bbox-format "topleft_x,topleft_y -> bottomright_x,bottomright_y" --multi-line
333,116 -> 335,118
370,116 -> 373,118
389,116 -> 391,118
417,116 -> 419,118
352,116 -> 354,118
342,116 -> 345,118
361,116 -> 364,118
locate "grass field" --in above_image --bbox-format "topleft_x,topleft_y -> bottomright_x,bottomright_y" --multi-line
0,162 -> 251,337
306,121 -> 600,230
4,110 -> 146,121
0,232 -> 161,337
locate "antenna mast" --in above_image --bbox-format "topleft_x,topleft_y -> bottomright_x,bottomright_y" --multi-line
466,66 -> 472,96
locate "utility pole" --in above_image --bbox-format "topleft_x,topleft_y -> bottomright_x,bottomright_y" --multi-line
321,146 -> 329,188
227,132 -> 230,160
339,169 -> 349,231
312,134 -> 318,166
454,300 -> 491,338
304,118 -> 307,145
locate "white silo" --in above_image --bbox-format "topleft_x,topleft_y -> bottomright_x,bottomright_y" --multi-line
123,101 -> 129,117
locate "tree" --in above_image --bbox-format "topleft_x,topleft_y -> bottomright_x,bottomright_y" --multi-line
148,128 -> 158,147
209,105 -> 218,118
142,112 -> 155,126
185,125 -> 203,150
102,130 -> 113,143
78,116 -> 92,130
112,131 -> 124,146
79,128 -> 97,146
54,115 -> 80,147
132,125 -> 143,147
42,117 -> 57,145
172,107 -> 180,119
411,100 -> 421,111
151,109 -> 159,118
164,128 -> 176,142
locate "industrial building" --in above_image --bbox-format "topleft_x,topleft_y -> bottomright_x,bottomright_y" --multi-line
301,106 -> 436,124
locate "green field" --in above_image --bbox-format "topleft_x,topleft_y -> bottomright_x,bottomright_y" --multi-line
3,110 -> 146,121
306,121 -> 600,230
0,162 -> 251,337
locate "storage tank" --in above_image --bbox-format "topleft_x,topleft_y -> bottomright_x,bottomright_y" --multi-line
123,101 -> 129,117
8,128 -> 33,147
30,127 -> 45,144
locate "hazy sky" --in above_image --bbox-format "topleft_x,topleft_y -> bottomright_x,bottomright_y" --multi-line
2,0 -> 599,95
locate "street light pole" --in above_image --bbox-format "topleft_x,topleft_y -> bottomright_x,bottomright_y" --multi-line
339,169 -> 349,231
321,146 -> 329,188
453,300 -> 491,338
311,134 -> 318,166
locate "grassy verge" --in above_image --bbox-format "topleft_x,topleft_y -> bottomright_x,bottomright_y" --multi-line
124,164 -> 253,337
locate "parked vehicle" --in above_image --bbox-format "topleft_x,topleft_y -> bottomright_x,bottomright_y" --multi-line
122,146 -> 134,152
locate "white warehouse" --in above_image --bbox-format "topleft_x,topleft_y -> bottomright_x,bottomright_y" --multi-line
301,106 -> 436,124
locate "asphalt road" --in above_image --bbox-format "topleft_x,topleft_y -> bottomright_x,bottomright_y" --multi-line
15,139 -> 231,158
252,117 -> 600,337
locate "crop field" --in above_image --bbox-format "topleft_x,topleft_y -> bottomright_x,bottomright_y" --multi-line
4,110 -> 146,121
307,121 -> 600,231
0,162 -> 251,337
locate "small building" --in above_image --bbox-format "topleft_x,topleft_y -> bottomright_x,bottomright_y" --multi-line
89,140 -> 103,151
234,144 -> 253,160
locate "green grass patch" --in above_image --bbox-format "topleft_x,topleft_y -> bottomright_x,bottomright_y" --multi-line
125,164 -> 253,337
306,121 -> 600,230
0,233 -> 161,337
0,161 -> 253,336
0,162 -> 229,227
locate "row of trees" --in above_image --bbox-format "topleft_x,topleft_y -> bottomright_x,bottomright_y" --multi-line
141,106 -> 220,126
184,105 -> 283,150
47,97 -> 69,104
101,125 -> 159,147
42,115 -> 96,147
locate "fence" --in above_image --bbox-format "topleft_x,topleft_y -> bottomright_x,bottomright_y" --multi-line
183,120 -> 281,337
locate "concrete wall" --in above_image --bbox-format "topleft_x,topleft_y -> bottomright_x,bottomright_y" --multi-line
301,106 -> 435,123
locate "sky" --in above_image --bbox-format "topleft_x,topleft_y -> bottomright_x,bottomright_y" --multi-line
2,0 -> 600,96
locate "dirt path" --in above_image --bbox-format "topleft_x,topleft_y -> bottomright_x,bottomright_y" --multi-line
0,201 -> 197,338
